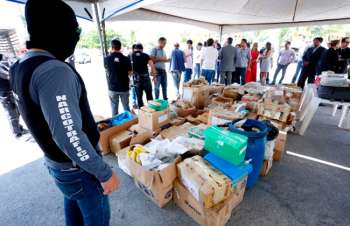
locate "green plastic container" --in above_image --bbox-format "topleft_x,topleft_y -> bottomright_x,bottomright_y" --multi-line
148,99 -> 169,111
204,126 -> 248,165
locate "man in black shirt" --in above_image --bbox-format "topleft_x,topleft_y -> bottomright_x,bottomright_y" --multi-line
0,53 -> 27,138
104,39 -> 132,116
131,43 -> 156,108
298,37 -> 326,88
337,37 -> 350,74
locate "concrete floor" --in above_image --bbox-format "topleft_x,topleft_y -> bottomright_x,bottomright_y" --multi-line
0,105 -> 349,226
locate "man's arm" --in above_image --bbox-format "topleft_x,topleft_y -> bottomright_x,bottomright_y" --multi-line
31,61 -> 113,183
0,65 -> 9,80
290,50 -> 296,64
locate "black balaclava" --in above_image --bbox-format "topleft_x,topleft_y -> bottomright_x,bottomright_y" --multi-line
25,0 -> 80,61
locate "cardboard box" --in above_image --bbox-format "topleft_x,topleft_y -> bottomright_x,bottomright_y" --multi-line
176,106 -> 197,118
257,102 -> 291,123
110,131 -> 133,154
117,147 -> 132,176
182,85 -> 209,109
160,122 -> 194,140
211,96 -> 234,107
109,125 -> 153,154
208,109 -> 241,126
173,177 -> 247,226
138,108 -> 170,131
260,159 -> 273,176
209,84 -> 225,95
126,156 -> 181,208
273,131 -> 287,161
223,87 -> 240,100
170,117 -> 186,126
177,156 -> 232,209
99,118 -> 138,155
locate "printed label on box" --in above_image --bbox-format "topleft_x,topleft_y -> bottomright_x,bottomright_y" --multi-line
158,114 -> 168,123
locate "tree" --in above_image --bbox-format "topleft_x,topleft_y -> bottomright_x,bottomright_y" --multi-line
77,29 -> 127,49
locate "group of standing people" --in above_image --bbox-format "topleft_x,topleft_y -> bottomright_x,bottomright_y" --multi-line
105,37 -> 170,116
104,35 -> 350,116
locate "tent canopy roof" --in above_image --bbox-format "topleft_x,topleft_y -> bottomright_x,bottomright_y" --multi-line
6,0 -> 350,31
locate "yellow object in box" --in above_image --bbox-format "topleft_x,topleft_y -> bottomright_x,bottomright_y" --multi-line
127,145 -> 146,164
177,156 -> 232,209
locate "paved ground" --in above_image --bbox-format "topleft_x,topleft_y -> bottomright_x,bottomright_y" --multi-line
0,105 -> 349,226
1,54 -> 349,226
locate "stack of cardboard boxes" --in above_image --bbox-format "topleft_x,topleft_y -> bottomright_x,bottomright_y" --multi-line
96,80 -> 302,226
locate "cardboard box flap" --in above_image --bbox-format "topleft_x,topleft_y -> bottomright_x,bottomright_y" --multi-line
127,155 -> 181,189
158,156 -> 181,187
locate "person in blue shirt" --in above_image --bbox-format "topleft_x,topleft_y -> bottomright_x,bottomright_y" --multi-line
169,43 -> 186,97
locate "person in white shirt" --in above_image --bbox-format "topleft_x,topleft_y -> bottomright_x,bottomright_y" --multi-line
200,38 -> 218,84
271,41 -> 296,84
193,42 -> 203,79
183,39 -> 193,82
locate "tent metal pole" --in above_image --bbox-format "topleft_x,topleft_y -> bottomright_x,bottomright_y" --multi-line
219,25 -> 223,43
93,2 -> 107,57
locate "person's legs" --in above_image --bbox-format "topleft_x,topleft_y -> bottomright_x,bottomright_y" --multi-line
154,69 -> 162,99
108,91 -> 119,116
64,198 -> 84,226
47,167 -> 110,226
201,69 -> 209,83
292,61 -> 303,83
239,67 -> 247,85
135,84 -> 144,108
184,68 -> 192,82
279,64 -> 288,84
297,67 -> 309,88
76,184 -> 110,226
195,63 -> 201,79
143,77 -> 154,101
171,71 -> 181,96
0,92 -> 24,137
227,71 -> 233,85
119,91 -> 130,112
219,71 -> 226,85
131,86 -> 137,108
159,69 -> 168,100
307,71 -> 316,84
232,70 -> 239,84
207,70 -> 215,84
271,64 -> 283,84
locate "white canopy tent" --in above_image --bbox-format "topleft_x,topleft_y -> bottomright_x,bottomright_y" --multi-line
110,0 -> 350,33
6,0 -> 350,54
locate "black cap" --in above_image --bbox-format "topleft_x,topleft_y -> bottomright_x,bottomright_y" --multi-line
25,0 -> 80,60
135,43 -> 143,50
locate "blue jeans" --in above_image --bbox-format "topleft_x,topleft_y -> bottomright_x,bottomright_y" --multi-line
171,70 -> 182,96
154,69 -> 168,100
109,90 -> 130,116
215,62 -> 221,82
194,63 -> 201,79
201,69 -> 215,84
292,61 -> 303,83
235,67 -> 247,85
184,68 -> 192,83
272,64 -> 289,84
47,166 -> 110,226
131,87 -> 137,107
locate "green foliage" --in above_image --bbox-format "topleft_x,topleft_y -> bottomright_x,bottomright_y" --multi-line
77,29 -> 128,49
